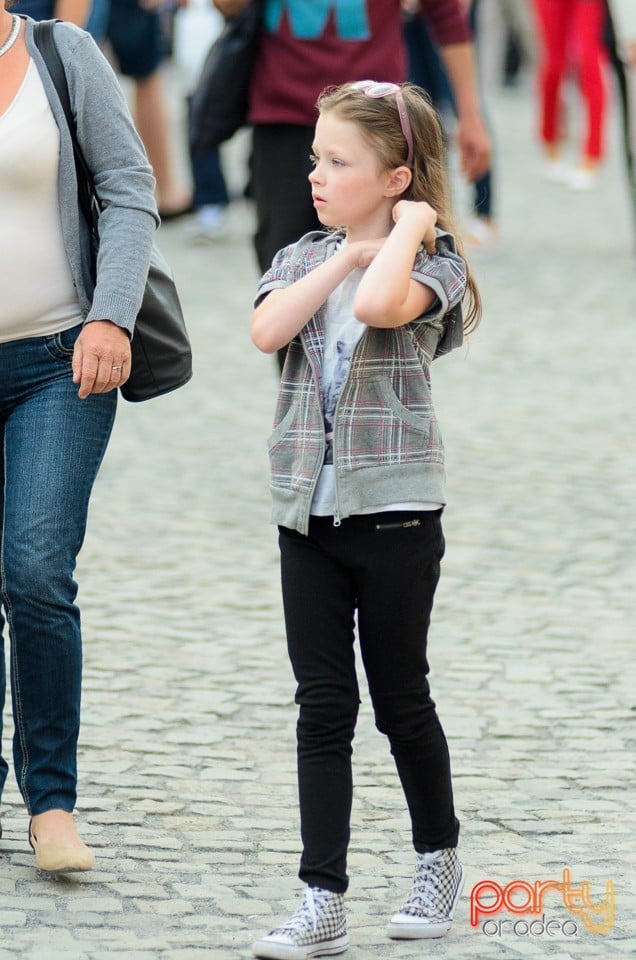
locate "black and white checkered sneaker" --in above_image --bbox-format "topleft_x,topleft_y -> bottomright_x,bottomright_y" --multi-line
252,885 -> 349,959
387,848 -> 464,939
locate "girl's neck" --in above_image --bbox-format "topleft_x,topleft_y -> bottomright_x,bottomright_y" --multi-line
345,213 -> 394,245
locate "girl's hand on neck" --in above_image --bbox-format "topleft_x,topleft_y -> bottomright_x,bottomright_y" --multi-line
345,237 -> 386,270
392,200 -> 438,255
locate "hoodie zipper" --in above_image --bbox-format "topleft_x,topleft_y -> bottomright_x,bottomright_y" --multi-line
330,332 -> 366,528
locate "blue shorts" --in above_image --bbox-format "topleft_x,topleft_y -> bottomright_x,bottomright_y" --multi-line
11,0 -> 55,20
106,0 -> 163,79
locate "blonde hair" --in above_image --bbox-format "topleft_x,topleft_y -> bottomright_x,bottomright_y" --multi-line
316,82 -> 481,333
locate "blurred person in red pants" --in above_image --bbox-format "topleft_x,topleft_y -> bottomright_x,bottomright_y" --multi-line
532,0 -> 608,189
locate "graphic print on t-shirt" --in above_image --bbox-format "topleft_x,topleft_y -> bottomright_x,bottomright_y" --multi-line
264,0 -> 371,40
321,268 -> 365,464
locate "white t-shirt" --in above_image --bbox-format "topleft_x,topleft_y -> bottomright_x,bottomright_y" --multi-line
0,60 -> 82,342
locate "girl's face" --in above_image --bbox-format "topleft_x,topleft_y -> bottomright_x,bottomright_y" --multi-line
309,111 -> 399,240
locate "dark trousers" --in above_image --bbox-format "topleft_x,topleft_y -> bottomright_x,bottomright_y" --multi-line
251,124 -> 320,274
279,512 -> 459,894
251,124 -> 321,371
190,145 -> 229,209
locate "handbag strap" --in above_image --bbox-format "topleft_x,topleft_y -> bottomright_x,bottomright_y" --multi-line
33,20 -> 98,229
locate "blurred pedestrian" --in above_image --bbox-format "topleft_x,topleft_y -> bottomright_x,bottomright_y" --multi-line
475,0 -> 536,91
607,0 -> 636,62
531,0 -> 609,189
184,0 -> 231,241
605,0 -> 636,241
85,0 -> 110,43
188,144 -> 229,239
11,0 -> 89,26
0,3 -> 157,871
106,0 -> 192,216
403,0 -> 498,250
11,0 -> 112,44
250,79 -> 481,959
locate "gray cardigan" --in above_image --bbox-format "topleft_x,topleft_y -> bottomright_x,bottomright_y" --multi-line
24,17 -> 159,336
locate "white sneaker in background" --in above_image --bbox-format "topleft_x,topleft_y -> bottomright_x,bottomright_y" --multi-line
463,216 -> 499,252
543,158 -> 571,184
190,204 -> 228,242
568,167 -> 599,191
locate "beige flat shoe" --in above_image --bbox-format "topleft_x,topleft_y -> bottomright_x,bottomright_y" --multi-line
29,819 -> 95,873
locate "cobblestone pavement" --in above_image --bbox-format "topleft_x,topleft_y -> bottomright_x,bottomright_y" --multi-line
1,73 -> 635,960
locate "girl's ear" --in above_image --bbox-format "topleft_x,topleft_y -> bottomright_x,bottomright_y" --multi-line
385,166 -> 412,197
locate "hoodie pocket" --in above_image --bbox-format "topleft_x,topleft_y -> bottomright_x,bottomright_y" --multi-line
267,404 -> 298,452
267,403 -> 309,487
374,377 -> 432,433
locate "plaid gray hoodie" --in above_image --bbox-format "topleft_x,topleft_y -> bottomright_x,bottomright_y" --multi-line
257,229 -> 468,535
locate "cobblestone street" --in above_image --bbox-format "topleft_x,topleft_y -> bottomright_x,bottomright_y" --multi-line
0,66 -> 634,960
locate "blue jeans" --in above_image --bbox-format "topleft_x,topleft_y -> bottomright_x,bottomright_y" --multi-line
191,148 -> 229,209
0,324 -> 116,816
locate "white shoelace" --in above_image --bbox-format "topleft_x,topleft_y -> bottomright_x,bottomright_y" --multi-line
404,851 -> 444,913
277,887 -> 327,935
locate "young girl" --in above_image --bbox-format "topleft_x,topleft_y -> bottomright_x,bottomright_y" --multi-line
250,80 -> 481,960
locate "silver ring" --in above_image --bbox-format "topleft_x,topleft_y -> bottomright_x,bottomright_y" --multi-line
112,366 -> 122,371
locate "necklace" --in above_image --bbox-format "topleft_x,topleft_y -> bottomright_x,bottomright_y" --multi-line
0,15 -> 20,58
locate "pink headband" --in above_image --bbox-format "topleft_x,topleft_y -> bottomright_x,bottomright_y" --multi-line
351,80 -> 414,168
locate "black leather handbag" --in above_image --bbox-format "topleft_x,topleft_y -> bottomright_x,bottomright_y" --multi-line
189,1 -> 262,155
34,20 -> 193,403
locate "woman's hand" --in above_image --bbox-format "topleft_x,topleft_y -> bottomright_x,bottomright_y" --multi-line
393,200 -> 438,254
72,320 -> 132,399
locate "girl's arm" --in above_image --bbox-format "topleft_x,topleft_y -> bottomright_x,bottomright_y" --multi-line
354,202 -> 438,329
251,241 -> 383,354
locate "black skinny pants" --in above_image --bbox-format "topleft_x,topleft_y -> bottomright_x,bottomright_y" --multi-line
279,511 -> 460,894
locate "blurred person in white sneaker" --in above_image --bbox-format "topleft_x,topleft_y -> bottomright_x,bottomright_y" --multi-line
531,0 -> 609,189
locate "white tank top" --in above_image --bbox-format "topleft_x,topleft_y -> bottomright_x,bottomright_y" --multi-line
0,59 -> 82,342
